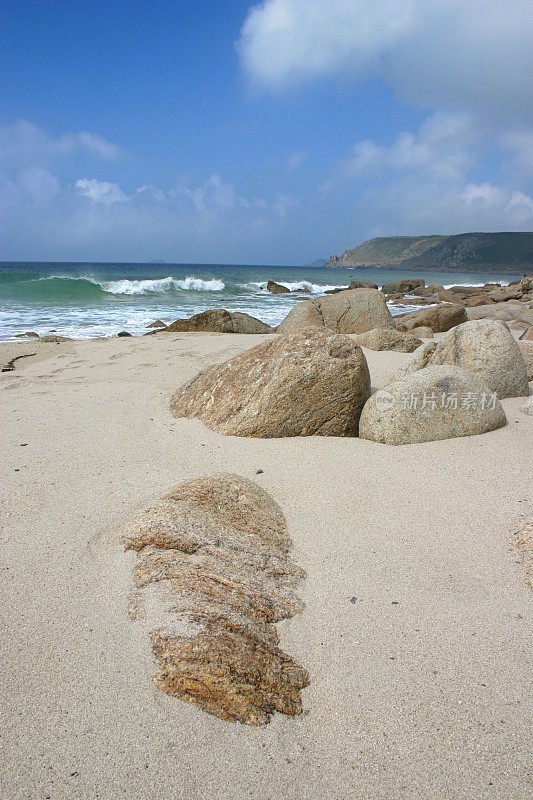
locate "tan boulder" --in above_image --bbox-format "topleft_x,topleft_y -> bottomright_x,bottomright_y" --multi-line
409,326 -> 434,338
353,328 -> 422,352
229,312 -> 272,334
467,302 -> 525,322
463,295 -> 496,307
359,366 -> 506,445
396,303 -> 467,333
165,309 -> 271,334
396,341 -> 438,377
519,342 -> 533,381
423,319 -> 529,398
277,289 -> 394,335
170,328 -> 371,437
381,278 -> 425,294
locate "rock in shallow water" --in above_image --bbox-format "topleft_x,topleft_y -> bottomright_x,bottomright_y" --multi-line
124,473 -> 308,725
170,328 -> 371,437
359,365 -> 506,445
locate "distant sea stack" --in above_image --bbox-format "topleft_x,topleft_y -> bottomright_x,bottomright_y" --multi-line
325,232 -> 533,273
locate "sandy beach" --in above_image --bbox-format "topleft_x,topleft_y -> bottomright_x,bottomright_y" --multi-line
1,331 -> 532,800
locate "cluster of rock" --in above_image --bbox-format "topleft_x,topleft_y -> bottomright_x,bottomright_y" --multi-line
124,473 -> 309,725
168,283 -> 531,444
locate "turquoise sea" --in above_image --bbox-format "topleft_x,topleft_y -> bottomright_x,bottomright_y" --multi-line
0,262 -> 521,341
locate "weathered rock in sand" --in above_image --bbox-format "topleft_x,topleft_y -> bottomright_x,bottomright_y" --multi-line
40,335 -> 72,342
165,309 -> 271,334
359,366 -> 506,445
124,473 -> 309,725
170,328 -> 371,437
353,328 -> 422,352
267,280 -> 290,294
421,319 -> 529,398
396,303 -> 467,333
277,289 -> 394,335
15,331 -> 39,338
147,320 -> 166,328
117,331 -> 133,337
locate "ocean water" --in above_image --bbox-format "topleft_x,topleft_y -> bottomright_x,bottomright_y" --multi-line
0,262 -> 520,341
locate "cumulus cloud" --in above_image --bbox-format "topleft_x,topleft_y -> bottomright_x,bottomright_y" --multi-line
238,0 -> 533,122
343,112 -> 478,182
75,178 -> 127,205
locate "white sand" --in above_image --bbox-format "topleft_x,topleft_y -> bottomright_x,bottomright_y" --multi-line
1,333 -> 532,800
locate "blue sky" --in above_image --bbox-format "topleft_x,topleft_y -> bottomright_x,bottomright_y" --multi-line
1,0 -> 533,263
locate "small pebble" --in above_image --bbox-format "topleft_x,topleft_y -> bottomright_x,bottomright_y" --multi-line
256,469 -> 263,474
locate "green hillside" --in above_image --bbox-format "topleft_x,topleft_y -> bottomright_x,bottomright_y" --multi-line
325,232 -> 533,273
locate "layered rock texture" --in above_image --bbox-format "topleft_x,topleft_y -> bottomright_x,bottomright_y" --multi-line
125,474 -> 309,725
277,289 -> 394,334
171,329 -> 371,437
359,366 -> 506,445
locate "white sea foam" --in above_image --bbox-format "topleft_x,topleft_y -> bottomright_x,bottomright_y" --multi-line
101,276 -> 225,294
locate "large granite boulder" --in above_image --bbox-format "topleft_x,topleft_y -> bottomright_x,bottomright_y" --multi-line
165,309 -> 271,334
396,303 -> 467,333
170,328 -> 371,437
353,328 -> 422,352
423,319 -> 529,398
395,341 -> 438,377
359,366 -> 506,445
519,342 -> 533,381
277,289 -> 395,335
381,278 -> 425,294
466,302 -> 527,322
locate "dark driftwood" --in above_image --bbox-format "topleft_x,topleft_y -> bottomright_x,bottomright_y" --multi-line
1,353 -> 36,372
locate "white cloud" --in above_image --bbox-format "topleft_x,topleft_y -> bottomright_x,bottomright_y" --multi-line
0,120 -> 124,165
75,178 -> 127,205
344,112 -> 478,182
238,0 -> 533,122
238,0 -> 412,90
